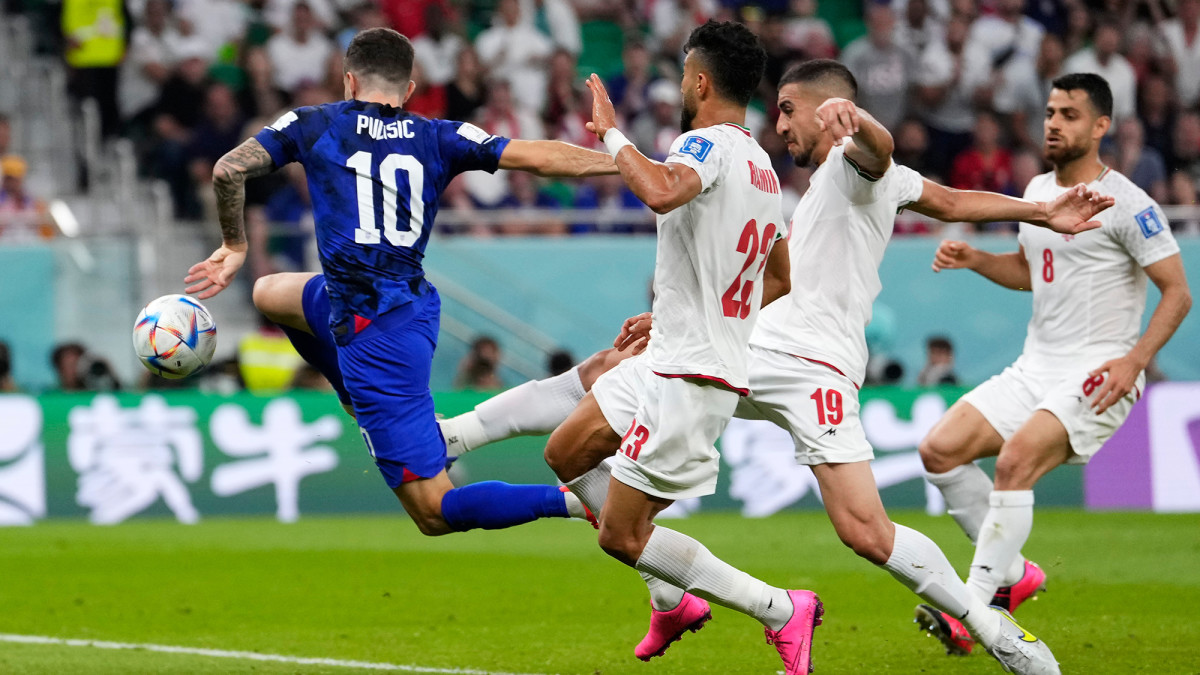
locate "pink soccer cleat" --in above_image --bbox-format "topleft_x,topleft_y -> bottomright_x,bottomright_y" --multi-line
764,590 -> 824,674
992,560 -> 1047,614
635,593 -> 712,661
914,603 -> 975,655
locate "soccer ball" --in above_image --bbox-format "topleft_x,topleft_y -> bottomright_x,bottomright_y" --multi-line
132,294 -> 217,379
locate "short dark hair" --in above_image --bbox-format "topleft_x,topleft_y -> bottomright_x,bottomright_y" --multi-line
1051,73 -> 1113,119
779,59 -> 858,100
345,27 -> 415,86
927,335 -> 953,352
683,20 -> 767,107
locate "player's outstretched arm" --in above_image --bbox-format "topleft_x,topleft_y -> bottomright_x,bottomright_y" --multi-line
818,98 -> 892,177
1088,254 -> 1191,414
910,180 -> 1113,235
932,240 -> 1032,291
583,74 -> 702,214
499,140 -> 618,178
185,138 -> 275,299
760,239 -> 791,308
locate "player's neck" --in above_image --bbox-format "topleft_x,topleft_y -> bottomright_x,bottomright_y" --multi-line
354,91 -> 405,108
1053,154 -> 1106,187
688,102 -> 746,132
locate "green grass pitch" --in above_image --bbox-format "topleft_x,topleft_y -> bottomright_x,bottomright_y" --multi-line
1,510 -> 1198,674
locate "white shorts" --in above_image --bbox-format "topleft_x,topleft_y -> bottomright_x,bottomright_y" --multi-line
591,355 -> 739,499
735,345 -> 874,466
960,359 -> 1144,464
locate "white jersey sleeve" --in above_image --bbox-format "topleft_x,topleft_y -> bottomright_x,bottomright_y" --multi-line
665,128 -> 731,193
1108,197 -> 1181,268
888,162 -> 925,210
828,144 -> 888,205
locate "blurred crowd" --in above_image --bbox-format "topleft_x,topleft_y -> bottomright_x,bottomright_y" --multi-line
2,0 -> 1200,251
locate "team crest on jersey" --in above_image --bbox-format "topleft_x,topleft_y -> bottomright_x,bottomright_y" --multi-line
680,136 -> 713,162
1135,207 -> 1164,238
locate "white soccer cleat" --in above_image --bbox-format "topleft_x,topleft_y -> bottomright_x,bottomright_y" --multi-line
984,607 -> 1060,675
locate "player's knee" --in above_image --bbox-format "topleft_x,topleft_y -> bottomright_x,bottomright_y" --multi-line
578,348 -> 619,391
251,274 -> 281,316
918,433 -> 960,475
836,517 -> 893,565
597,526 -> 641,566
993,445 -> 1038,490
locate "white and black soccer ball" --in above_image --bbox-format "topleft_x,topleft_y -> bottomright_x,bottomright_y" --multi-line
132,294 -> 217,379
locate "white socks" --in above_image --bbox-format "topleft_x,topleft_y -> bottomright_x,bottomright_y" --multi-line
967,490 -> 1034,603
636,526 -> 793,630
564,458 -> 614,516
445,367 -> 586,457
881,523 -> 999,645
561,490 -> 588,520
927,464 -> 1026,586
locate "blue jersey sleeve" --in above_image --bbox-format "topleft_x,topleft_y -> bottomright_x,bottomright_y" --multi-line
254,105 -> 333,167
433,119 -> 511,178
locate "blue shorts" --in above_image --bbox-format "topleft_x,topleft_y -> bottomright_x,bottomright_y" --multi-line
300,275 -> 351,405
337,288 -> 446,488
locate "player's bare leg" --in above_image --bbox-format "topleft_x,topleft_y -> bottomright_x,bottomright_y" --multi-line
441,346 -> 634,457
252,272 -> 318,331
392,471 -> 459,536
966,411 -> 1070,603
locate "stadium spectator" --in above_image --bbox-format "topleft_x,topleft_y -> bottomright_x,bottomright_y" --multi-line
188,83 -> 247,220
1170,111 -> 1200,182
264,0 -> 337,33
1139,74 -> 1178,169
266,1 -> 335,94
1063,16 -> 1136,124
0,340 -> 15,393
571,173 -> 647,234
544,50 -> 594,147
841,3 -> 914,131
917,335 -> 958,386
61,0 -> 129,140
261,164 -> 315,272
175,0 -> 247,60
994,32 -> 1064,153
462,79 -> 544,208
146,40 -> 211,219
520,0 -> 583,56
608,39 -> 655,119
445,46 -> 486,123
493,171 -> 567,236
649,0 -> 717,58
783,0 -> 837,60
238,315 -> 304,394
1108,118 -> 1168,203
238,46 -> 289,121
968,0 -> 1044,67
119,0 -> 184,125
0,155 -> 53,241
476,0 -> 554,114
1062,2 -> 1092,57
631,79 -> 682,161
1157,0 -> 1200,109
1168,171 -> 1200,234
893,117 -> 934,178
915,13 -> 992,177
455,336 -> 504,390
379,0 -> 452,39
52,342 -> 121,392
894,0 -> 944,58
950,112 -> 1015,196
337,4 -> 388,52
406,62 -> 447,119
413,4 -> 463,89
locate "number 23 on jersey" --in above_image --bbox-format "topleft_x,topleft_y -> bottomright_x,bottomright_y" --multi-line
722,219 -> 778,319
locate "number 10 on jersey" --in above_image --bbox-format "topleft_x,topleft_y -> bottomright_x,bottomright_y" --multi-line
346,151 -> 425,246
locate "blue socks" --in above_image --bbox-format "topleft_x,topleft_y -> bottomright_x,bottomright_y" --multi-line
441,482 -> 569,531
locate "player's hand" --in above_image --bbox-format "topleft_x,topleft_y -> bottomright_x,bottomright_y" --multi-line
931,240 -> 977,272
584,74 -> 617,141
1039,184 -> 1113,235
614,312 -> 652,353
1087,355 -> 1143,415
184,244 -> 247,299
814,98 -> 860,146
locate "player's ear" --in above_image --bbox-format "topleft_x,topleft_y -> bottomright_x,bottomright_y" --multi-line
402,79 -> 416,106
1093,114 -> 1111,141
343,71 -> 356,101
695,71 -> 709,101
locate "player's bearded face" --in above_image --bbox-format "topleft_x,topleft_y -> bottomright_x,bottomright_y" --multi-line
1042,89 -> 1105,166
680,89 -> 698,132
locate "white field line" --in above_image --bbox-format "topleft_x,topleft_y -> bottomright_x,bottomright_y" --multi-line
0,633 -> 558,675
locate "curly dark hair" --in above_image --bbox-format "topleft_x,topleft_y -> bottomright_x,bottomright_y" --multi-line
682,20 -> 767,107
345,27 -> 415,86
1051,73 -> 1113,119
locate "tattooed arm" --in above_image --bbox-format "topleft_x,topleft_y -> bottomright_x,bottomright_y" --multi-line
184,138 -> 276,299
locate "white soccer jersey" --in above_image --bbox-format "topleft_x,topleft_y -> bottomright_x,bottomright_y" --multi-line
644,123 -> 788,392
750,145 -> 925,385
1016,168 -> 1180,373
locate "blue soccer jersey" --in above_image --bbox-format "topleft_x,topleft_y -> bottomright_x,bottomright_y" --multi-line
254,100 -> 510,344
